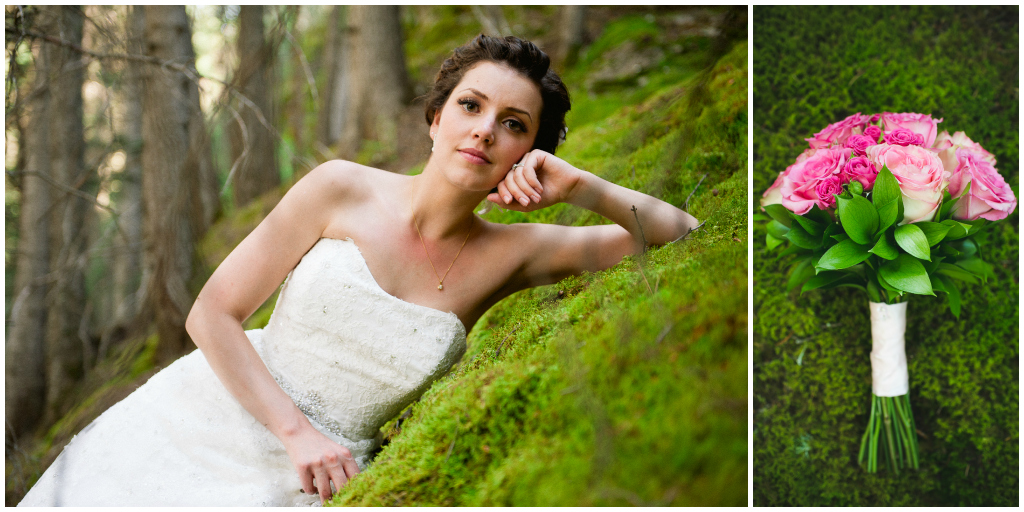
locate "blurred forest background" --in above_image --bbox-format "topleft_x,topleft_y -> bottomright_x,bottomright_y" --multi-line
753,5 -> 1017,506
6,5 -> 748,505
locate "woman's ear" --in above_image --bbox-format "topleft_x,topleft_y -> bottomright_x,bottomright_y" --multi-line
430,107 -> 442,136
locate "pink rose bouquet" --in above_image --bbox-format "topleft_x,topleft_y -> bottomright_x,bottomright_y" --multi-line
757,112 -> 1017,475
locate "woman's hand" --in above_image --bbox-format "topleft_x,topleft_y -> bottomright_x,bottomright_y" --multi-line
487,150 -> 584,212
281,425 -> 361,503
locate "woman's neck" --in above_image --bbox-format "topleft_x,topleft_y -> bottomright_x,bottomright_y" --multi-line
407,169 -> 486,240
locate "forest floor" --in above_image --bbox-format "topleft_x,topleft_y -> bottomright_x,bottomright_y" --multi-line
6,6 -> 748,506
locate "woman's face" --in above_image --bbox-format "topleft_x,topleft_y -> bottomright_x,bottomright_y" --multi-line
430,61 -> 543,192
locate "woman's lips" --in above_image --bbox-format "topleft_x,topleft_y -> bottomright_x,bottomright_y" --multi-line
458,149 -> 491,165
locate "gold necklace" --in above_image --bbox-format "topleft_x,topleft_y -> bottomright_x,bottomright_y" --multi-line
410,208 -> 472,291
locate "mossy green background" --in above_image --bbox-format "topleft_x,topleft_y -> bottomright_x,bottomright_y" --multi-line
753,6 -> 1018,506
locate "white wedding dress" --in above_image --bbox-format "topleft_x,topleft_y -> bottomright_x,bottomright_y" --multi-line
19,238 -> 467,506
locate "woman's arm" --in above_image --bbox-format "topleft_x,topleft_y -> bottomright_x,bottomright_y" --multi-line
185,162 -> 362,502
488,150 -> 699,285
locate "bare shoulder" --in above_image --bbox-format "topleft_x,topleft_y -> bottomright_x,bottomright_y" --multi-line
297,160 -> 385,202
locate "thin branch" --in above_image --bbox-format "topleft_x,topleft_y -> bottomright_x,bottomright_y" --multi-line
670,220 -> 706,244
630,205 -> 649,254
284,28 -> 318,106
684,172 -> 708,212
630,205 -> 654,295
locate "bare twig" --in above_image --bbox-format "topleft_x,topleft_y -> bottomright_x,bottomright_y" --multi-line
493,322 -> 521,358
670,220 -> 706,244
630,205 -> 649,253
284,29 -> 319,106
630,205 -> 655,294
684,172 -> 708,212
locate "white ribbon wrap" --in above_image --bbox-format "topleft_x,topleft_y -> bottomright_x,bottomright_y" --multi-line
869,301 -> 909,396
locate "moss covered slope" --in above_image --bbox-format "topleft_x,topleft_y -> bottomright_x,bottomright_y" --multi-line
329,32 -> 749,507
753,6 -> 1018,506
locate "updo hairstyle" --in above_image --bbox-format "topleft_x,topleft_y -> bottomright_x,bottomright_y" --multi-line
424,34 -> 571,154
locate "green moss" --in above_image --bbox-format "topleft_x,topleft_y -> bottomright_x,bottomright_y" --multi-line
753,6 -> 1018,506
327,32 -> 748,507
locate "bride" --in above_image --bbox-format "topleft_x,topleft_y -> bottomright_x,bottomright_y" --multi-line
20,35 -> 698,506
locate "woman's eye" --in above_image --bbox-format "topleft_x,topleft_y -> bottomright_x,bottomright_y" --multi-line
504,119 -> 525,133
458,99 -> 478,113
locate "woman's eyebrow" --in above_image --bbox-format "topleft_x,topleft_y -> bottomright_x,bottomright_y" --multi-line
458,88 -> 534,121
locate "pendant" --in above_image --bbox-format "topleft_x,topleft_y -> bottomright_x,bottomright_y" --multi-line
438,284 -> 444,290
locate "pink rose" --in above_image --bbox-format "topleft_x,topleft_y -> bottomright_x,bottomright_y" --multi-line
933,130 -> 997,176
864,125 -> 882,141
806,113 -> 869,149
761,171 -> 786,208
779,148 -> 851,214
842,156 -> 878,191
880,112 -> 943,148
883,128 -> 925,147
815,175 -> 844,209
866,144 -> 949,224
845,134 -> 876,155
947,149 -> 1017,221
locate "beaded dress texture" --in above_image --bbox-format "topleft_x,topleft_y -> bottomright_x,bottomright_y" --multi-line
19,238 -> 467,506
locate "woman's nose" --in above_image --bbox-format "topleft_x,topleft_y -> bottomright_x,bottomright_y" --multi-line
472,119 -> 494,144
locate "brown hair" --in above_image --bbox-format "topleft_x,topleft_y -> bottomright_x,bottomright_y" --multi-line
424,34 -> 571,154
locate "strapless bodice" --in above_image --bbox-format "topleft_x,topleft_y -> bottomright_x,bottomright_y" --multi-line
255,237 -> 467,452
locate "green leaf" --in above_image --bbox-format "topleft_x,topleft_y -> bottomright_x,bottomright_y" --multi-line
866,273 -> 883,302
785,222 -> 822,249
878,254 -> 934,295
936,262 -> 980,285
937,190 -> 954,220
876,199 -> 899,235
831,232 -> 850,243
786,258 -> 816,293
914,221 -> 951,246
804,204 -> 832,225
940,219 -> 971,240
776,244 -> 808,260
872,165 -> 900,207
837,195 -> 879,245
816,239 -> 872,271
935,274 -> 961,318
801,271 -> 848,292
894,224 -> 931,261
956,257 -> 993,282
790,213 -> 824,236
953,238 -> 978,258
875,269 -> 901,294
766,233 -> 783,251
767,219 -> 790,240
752,213 -> 770,222
869,231 -> 899,260
763,203 -> 793,228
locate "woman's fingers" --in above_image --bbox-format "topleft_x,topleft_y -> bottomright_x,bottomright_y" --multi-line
504,171 -> 531,207
299,468 -> 317,496
313,466 -> 332,502
342,455 -> 361,479
516,161 -> 543,203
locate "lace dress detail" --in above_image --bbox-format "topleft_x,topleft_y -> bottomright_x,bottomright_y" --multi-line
19,238 -> 466,507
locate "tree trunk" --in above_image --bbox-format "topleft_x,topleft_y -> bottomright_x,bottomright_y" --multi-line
558,6 -> 587,68
316,6 -> 349,153
41,5 -> 91,425
5,8 -> 56,441
338,5 -> 411,161
100,5 -> 146,359
229,5 -> 279,207
140,6 -> 214,364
